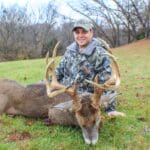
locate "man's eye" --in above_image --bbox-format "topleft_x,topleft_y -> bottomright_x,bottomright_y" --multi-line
82,31 -> 88,34
75,31 -> 80,34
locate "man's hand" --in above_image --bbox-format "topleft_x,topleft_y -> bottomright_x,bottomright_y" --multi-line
108,111 -> 126,117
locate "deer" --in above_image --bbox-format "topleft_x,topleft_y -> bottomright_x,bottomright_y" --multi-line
0,42 -> 120,145
44,42 -> 121,144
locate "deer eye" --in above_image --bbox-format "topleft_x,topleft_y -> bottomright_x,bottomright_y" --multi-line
82,124 -> 86,128
92,120 -> 96,125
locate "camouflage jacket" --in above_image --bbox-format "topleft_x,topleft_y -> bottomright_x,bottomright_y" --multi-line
55,38 -> 112,93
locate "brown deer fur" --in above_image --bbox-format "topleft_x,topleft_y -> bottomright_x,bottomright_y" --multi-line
0,42 -> 120,145
0,79 -> 71,118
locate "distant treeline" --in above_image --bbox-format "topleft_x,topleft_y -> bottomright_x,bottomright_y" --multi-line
0,0 -> 149,61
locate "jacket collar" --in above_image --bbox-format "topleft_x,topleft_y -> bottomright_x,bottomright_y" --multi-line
67,38 -> 99,56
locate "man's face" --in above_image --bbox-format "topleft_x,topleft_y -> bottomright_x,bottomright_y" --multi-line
73,28 -> 93,49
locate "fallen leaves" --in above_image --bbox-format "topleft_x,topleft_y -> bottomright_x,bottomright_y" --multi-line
135,93 -> 150,98
7,130 -> 31,142
136,116 -> 148,122
25,119 -> 36,126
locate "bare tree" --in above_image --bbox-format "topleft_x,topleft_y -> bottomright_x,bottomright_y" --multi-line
55,22 -> 74,53
67,0 -> 150,47
112,0 -> 150,40
0,2 -> 58,60
0,4 -> 30,60
67,1 -> 123,47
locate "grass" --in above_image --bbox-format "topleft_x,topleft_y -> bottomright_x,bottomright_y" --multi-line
0,39 -> 150,149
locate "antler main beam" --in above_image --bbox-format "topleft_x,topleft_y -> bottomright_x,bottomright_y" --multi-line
85,50 -> 121,90
45,42 -> 66,98
45,42 -> 75,98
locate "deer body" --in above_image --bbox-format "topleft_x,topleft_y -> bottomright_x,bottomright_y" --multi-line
0,79 -> 101,144
0,78 -> 102,144
0,41 -> 120,145
0,79 -> 71,118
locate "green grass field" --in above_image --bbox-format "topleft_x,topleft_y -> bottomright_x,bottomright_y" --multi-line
0,39 -> 149,150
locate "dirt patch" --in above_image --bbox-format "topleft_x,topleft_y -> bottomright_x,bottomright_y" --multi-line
136,93 -> 150,99
0,119 -> 4,124
113,39 -> 150,52
0,119 -> 10,125
137,116 -> 148,122
7,130 -> 31,142
25,119 -> 36,126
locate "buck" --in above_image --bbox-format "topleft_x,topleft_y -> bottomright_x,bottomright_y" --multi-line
45,42 -> 121,144
0,42 -> 120,145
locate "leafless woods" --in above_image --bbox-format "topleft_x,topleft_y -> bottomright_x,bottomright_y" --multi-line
0,0 -> 149,61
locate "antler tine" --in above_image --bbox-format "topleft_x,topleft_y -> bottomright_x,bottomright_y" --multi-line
91,75 -> 103,109
68,80 -> 78,97
45,41 -> 60,67
45,41 -> 60,82
111,54 -> 121,87
45,51 -> 49,65
93,75 -> 103,96
52,41 -> 60,58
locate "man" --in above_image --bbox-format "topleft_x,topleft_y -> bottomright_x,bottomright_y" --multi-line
55,19 -> 125,117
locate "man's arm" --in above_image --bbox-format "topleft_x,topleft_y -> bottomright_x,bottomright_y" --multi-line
55,50 -> 69,82
95,47 -> 112,84
55,57 -> 65,82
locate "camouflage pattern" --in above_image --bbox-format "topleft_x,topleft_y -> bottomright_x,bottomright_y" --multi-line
55,38 -> 116,112
72,19 -> 94,31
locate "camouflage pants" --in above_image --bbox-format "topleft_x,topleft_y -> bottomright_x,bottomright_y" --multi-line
101,91 -> 117,112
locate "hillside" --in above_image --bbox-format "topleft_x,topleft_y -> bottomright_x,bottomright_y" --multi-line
113,38 -> 150,53
0,39 -> 149,149
112,39 -> 150,80
111,38 -> 150,86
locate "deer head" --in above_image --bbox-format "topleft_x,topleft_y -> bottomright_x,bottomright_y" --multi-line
45,42 -> 120,145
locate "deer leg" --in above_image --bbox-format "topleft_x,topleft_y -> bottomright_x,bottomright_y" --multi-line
0,94 -> 20,116
0,94 -> 9,114
6,107 -> 21,116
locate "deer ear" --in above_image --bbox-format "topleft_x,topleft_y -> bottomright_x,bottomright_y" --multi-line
53,101 -> 73,111
92,75 -> 103,107
91,102 -> 100,110
72,97 -> 82,111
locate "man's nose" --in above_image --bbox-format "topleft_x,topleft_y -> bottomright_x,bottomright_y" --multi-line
78,32 -> 84,37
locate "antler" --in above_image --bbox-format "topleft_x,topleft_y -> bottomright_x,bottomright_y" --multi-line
91,75 -> 104,109
89,49 -> 121,110
85,50 -> 121,90
88,38 -> 120,90
45,42 -> 75,98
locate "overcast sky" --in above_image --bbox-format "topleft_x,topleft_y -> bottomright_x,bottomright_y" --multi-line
0,0 -> 88,20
